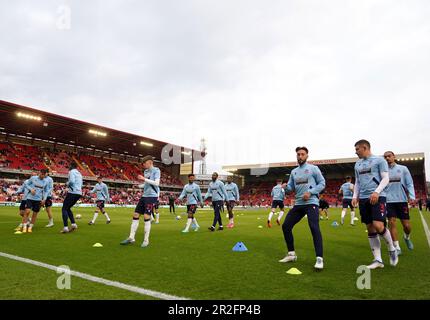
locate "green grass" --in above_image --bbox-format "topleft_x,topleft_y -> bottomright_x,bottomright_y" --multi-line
0,206 -> 429,300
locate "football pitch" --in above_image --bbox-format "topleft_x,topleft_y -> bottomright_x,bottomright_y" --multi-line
1,206 -> 430,300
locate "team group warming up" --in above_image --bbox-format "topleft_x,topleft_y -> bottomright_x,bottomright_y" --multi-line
12,140 -> 418,271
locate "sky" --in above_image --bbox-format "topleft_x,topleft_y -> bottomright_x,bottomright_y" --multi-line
1,0 -> 429,178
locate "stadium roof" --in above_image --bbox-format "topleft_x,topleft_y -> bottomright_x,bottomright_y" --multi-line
0,100 -> 203,162
223,153 -> 426,176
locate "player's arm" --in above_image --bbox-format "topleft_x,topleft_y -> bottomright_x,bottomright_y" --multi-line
220,182 -> 228,201
144,169 -> 161,187
235,185 -> 240,202
178,186 -> 186,201
404,168 -> 416,202
285,176 -> 295,194
26,179 -> 36,195
14,184 -> 24,196
196,186 -> 204,206
352,170 -> 360,207
67,171 -> 76,189
42,181 -> 49,202
104,185 -> 110,202
371,160 -> 389,205
310,167 -> 326,195
338,187 -> 343,195
203,185 -> 212,201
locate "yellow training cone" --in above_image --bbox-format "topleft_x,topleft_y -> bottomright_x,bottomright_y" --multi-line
93,243 -> 103,247
286,268 -> 302,275
14,231 -> 23,235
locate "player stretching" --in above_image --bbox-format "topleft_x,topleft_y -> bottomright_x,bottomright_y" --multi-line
225,176 -> 240,228
22,169 -> 50,233
384,151 -> 415,255
44,172 -> 54,227
178,173 -> 203,233
352,140 -> 398,269
204,172 -> 228,231
279,147 -> 326,270
88,176 -> 111,225
61,162 -> 83,233
120,156 -> 160,247
339,176 -> 355,226
267,179 -> 287,228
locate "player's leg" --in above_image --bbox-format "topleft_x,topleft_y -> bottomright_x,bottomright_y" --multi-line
276,203 -> 285,226
28,205 -> 40,232
89,201 -> 101,225
141,212 -> 152,247
22,203 -> 32,233
121,212 -> 140,244
45,197 -> 54,227
155,207 -> 159,224
183,205 -> 195,233
388,216 -> 400,254
209,201 -> 218,231
121,198 -> 146,244
279,206 -> 305,262
100,201 -> 111,223
306,205 -> 324,269
366,223 -> 383,268
66,195 -> 79,232
400,203 -> 413,250
15,202 -> 26,231
267,202 -> 277,228
371,198 -> 397,266
350,202 -> 356,225
217,201 -> 223,230
360,199 -> 384,269
341,200 -> 347,225
227,202 -> 234,228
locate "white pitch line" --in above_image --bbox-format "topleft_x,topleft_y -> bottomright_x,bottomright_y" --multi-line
0,251 -> 189,300
419,211 -> 430,249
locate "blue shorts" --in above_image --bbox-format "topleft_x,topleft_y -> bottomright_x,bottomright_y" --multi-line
358,197 -> 387,225
135,197 -> 158,215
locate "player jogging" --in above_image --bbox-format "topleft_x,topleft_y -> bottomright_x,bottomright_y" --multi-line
279,147 -> 326,270
178,173 -> 203,233
352,140 -> 398,269
88,176 -> 111,225
384,151 -> 415,255
204,172 -> 228,232
267,179 -> 287,228
339,176 -> 356,226
120,156 -> 160,247
61,162 -> 83,233
225,176 -> 240,228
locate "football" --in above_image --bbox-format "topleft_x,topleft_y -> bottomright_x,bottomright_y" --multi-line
76,214 -> 82,219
